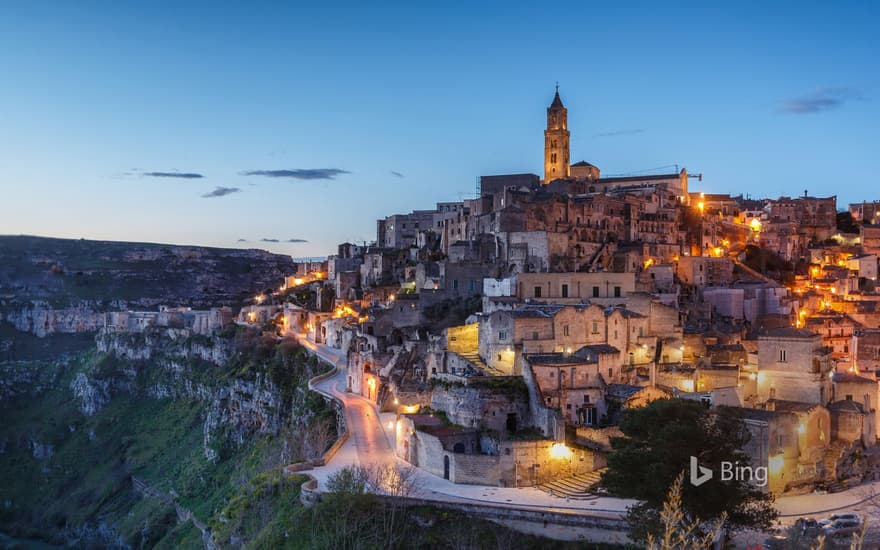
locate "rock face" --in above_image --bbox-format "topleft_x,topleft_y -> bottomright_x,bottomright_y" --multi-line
430,383 -> 530,433
1,301 -> 104,337
70,372 -> 111,416
95,328 -> 233,365
203,376 -> 284,462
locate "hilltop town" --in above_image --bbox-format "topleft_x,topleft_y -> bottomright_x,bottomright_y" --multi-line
215,89 -> 880,500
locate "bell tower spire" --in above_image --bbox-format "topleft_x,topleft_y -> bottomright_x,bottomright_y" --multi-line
544,84 -> 570,183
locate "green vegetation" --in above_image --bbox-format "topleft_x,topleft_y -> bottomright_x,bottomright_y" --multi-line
0,331 -> 332,548
601,399 -> 777,543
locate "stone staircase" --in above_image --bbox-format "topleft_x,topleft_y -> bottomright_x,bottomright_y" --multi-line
458,351 -> 506,376
538,469 -> 606,500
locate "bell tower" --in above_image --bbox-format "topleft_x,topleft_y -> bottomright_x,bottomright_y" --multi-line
543,84 -> 570,183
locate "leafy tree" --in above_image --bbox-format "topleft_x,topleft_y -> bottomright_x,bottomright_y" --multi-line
601,399 -> 777,541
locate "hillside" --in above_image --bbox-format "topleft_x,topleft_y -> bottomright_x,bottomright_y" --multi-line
0,235 -> 295,311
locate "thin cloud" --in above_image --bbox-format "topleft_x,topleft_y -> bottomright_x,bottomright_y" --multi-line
287,238 -> 309,243
241,168 -> 350,180
390,170 -> 405,178
781,87 -> 864,114
201,186 -> 241,198
261,238 -> 280,243
143,171 -> 205,179
592,129 -> 645,138
237,238 -> 248,242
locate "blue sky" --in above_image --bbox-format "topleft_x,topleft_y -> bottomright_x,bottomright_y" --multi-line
0,1 -> 877,258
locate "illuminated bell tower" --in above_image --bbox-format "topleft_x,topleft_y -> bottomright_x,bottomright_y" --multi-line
543,84 -> 570,183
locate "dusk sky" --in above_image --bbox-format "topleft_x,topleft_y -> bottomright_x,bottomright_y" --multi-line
1,2 -> 877,258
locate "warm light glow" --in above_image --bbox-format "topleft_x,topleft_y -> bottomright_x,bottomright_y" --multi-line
394,398 -> 399,405
255,294 -> 265,304
768,454 -> 784,475
748,372 -> 757,381
389,294 -> 396,302
400,404 -> 419,414
697,201 -> 705,213
643,258 -> 655,269
293,278 -> 304,286
749,218 -> 762,232
681,380 -> 695,392
387,421 -> 394,430
549,443 -> 573,460
712,247 -> 723,257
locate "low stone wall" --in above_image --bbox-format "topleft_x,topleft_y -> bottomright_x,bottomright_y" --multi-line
299,476 -> 321,507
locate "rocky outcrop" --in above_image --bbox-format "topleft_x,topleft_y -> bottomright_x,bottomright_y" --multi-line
96,328 -> 233,365
70,372 -> 111,416
1,301 -> 103,337
203,376 -> 284,462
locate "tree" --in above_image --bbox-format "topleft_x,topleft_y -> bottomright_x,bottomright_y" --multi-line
601,399 -> 777,541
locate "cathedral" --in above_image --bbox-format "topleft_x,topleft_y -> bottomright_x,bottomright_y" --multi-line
541,86 -> 688,203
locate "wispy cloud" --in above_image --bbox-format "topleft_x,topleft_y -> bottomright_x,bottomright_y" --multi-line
390,170 -> 405,178
201,186 -> 241,198
237,238 -> 248,242
242,168 -> 350,180
143,171 -> 205,179
592,129 -> 645,138
261,238 -> 280,243
781,87 -> 865,114
287,238 -> 308,243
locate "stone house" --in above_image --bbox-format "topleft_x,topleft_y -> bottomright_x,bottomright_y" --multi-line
676,256 -> 734,287
394,413 -> 598,487
831,372 -> 878,440
756,328 -> 834,405
805,312 -> 861,360
515,272 -> 636,304
846,253 -> 878,281
739,401 -> 831,496
523,347 -> 617,428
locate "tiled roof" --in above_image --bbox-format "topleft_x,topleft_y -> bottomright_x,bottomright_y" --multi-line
832,372 -> 877,384
828,400 -> 866,413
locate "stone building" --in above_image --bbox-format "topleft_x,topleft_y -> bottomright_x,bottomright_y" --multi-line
515,272 -> 635,304
543,87 -> 570,182
739,401 -> 831,496
756,328 -> 834,404
522,345 -> 619,428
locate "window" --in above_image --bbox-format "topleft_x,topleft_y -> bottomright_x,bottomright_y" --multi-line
534,286 -> 542,298
583,395 -> 590,403
499,330 -> 508,341
608,368 -> 613,379
453,279 -> 459,290
778,349 -> 787,362
592,286 -> 600,298
614,286 -> 621,298
592,321 -> 599,334
561,284 -> 569,298
563,325 -> 569,337
532,331 -> 539,340
846,394 -> 853,401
